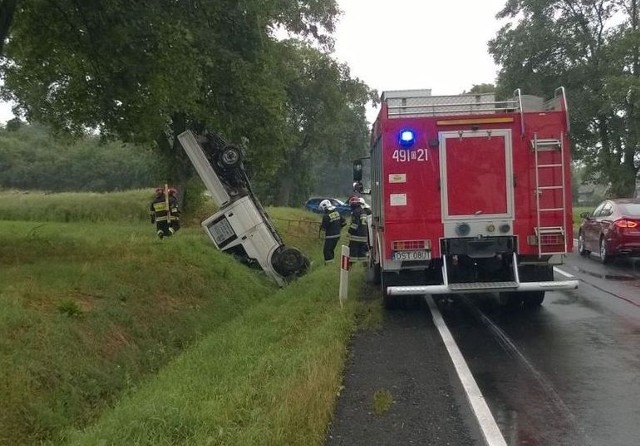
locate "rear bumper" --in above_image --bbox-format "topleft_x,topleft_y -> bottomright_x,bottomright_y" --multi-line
615,241 -> 640,255
386,279 -> 579,296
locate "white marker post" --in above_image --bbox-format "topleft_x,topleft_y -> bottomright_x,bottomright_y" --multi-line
338,245 -> 350,307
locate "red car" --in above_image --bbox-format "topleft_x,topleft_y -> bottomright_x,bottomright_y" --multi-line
577,198 -> 640,263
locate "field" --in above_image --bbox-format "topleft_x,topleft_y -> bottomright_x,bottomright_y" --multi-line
0,190 -> 378,445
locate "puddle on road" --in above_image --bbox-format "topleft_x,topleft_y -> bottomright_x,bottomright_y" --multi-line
572,267 -> 636,282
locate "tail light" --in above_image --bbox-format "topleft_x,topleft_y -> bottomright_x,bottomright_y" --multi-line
614,219 -> 638,229
392,240 -> 431,251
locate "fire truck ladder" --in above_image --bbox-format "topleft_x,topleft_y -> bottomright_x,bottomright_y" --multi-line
532,134 -> 567,257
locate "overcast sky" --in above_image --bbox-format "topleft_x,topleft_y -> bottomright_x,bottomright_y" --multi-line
0,0 -> 507,124
334,0 -> 507,122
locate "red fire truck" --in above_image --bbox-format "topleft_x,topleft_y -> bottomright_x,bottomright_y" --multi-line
353,87 -> 579,308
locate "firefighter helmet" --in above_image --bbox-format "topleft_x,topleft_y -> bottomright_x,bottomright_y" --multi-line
155,187 -> 164,196
349,196 -> 364,208
318,199 -> 335,212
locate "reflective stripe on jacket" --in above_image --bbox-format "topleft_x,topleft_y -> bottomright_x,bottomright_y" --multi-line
151,196 -> 180,222
321,210 -> 345,239
348,208 -> 368,243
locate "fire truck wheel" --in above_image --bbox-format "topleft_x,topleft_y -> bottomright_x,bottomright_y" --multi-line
599,236 -> 613,264
497,292 -> 522,308
218,145 -> 242,170
522,291 -> 545,308
577,231 -> 590,256
272,246 -> 307,277
381,272 -> 421,310
371,262 -> 381,285
381,272 -> 399,310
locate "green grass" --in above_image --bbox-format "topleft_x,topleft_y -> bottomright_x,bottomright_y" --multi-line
0,190 -> 371,445
573,206 -> 592,233
63,265 -> 366,446
371,389 -> 394,416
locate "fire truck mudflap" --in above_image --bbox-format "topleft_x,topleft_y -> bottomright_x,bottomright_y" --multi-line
357,87 -> 579,307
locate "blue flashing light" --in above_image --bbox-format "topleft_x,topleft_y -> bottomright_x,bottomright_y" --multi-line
398,128 -> 416,148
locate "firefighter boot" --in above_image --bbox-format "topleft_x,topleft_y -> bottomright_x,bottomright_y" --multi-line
157,230 -> 164,239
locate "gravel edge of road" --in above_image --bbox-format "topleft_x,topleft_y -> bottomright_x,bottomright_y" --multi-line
325,297 -> 485,446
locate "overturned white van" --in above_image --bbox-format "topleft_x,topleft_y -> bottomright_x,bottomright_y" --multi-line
177,130 -> 310,286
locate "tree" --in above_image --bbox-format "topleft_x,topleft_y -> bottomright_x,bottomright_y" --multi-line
0,0 -> 347,197
489,0 -> 640,197
0,123 -> 159,191
261,40 -> 375,206
464,83 -> 496,94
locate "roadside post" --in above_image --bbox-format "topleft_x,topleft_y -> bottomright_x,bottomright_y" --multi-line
164,182 -> 170,225
339,245 -> 350,307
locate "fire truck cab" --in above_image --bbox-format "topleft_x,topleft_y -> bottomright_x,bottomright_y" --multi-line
178,130 -> 310,287
355,88 -> 579,308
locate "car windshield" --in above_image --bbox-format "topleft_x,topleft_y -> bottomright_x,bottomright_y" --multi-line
618,203 -> 640,216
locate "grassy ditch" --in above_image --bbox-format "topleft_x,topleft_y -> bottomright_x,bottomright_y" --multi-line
0,190 -> 374,445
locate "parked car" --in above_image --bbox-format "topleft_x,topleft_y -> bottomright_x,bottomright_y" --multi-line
304,197 -> 351,216
577,198 -> 640,263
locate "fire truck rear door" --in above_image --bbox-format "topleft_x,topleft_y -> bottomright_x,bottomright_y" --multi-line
440,130 -> 514,229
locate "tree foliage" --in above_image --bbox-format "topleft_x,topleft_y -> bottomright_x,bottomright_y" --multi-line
464,83 -> 496,94
0,0 -> 372,204
260,39 -> 374,205
0,123 -> 160,191
489,0 -> 640,196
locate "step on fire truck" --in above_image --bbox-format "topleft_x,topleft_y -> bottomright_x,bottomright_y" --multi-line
178,130 -> 310,287
353,88 -> 579,308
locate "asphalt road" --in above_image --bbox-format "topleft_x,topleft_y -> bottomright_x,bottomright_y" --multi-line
326,252 -> 640,446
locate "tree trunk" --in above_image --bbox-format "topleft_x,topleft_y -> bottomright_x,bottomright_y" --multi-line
0,0 -> 18,55
277,175 -> 293,206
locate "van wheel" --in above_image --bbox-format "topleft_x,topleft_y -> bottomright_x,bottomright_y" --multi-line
218,145 -> 242,170
272,247 -> 308,277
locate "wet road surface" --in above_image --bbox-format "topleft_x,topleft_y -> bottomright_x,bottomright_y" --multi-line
441,252 -> 640,445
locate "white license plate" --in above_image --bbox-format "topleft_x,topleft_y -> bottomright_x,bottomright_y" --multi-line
210,217 -> 236,245
393,250 -> 430,261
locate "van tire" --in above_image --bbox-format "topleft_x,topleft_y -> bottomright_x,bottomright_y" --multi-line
272,246 -> 307,277
218,145 -> 242,170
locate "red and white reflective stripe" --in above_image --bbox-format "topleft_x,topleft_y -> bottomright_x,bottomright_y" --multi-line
341,253 -> 350,270
339,245 -> 350,306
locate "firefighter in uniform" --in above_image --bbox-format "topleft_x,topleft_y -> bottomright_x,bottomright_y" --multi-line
150,187 -> 180,239
319,199 -> 345,264
348,196 -> 369,264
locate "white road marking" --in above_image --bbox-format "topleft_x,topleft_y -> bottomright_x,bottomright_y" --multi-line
553,266 -> 575,278
425,296 -> 507,446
